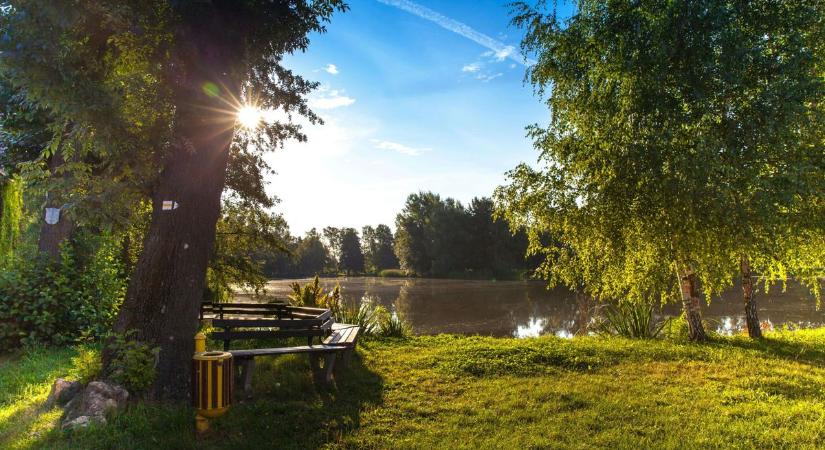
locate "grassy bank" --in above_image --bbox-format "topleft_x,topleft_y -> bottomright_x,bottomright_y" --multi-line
3,330 -> 825,449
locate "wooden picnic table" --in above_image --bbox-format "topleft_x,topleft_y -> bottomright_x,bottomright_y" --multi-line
200,302 -> 361,392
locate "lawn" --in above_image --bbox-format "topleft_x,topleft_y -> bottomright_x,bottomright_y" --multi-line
3,330 -> 825,449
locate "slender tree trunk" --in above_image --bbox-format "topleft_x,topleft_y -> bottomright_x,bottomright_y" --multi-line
741,255 -> 762,338
574,290 -> 592,336
38,152 -> 75,259
107,10 -> 240,400
678,265 -> 708,341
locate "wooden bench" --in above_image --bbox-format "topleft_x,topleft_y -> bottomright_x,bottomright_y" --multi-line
200,303 -> 361,393
201,302 -> 334,350
231,324 -> 361,392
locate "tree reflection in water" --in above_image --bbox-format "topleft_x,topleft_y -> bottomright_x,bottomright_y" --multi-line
249,277 -> 824,337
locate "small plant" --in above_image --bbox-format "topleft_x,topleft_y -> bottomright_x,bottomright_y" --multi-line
288,276 -> 340,308
595,300 -> 665,339
379,311 -> 410,338
71,347 -> 103,384
331,296 -> 387,336
107,331 -> 159,393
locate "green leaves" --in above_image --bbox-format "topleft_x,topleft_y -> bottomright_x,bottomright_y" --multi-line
500,0 -> 825,307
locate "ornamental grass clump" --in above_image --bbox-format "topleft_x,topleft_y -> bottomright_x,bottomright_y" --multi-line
595,301 -> 666,339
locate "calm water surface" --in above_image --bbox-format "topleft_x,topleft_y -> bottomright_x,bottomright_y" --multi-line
236,277 -> 823,337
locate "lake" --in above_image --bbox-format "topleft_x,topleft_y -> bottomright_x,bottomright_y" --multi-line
236,277 -> 824,337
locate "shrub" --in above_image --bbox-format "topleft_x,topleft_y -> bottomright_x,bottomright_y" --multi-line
378,311 -> 410,338
288,275 -> 340,308
330,296 -> 387,336
0,236 -> 126,349
378,269 -> 407,278
107,331 -> 159,393
595,300 -> 665,339
71,347 -> 103,384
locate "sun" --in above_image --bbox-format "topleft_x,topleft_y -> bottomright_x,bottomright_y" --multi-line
237,105 -> 262,129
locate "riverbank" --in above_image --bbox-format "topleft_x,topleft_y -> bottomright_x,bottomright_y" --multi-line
4,330 -> 825,448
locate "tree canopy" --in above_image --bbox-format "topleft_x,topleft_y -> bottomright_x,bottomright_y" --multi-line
497,0 -> 825,340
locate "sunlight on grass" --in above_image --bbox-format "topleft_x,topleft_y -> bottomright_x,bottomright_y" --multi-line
3,331 -> 825,448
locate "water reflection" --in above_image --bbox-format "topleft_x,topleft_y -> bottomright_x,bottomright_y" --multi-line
242,277 -> 824,338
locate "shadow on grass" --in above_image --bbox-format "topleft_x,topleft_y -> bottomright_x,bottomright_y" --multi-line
711,334 -> 825,368
209,350 -> 385,449
21,348 -> 384,450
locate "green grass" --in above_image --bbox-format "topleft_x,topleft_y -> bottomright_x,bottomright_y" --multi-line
4,330 -> 825,449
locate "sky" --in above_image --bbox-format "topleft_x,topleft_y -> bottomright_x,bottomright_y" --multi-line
265,0 -> 571,235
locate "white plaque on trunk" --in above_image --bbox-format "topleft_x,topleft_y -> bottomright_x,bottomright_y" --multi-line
45,207 -> 60,225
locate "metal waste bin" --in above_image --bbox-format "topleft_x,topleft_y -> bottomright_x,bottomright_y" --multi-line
192,336 -> 232,432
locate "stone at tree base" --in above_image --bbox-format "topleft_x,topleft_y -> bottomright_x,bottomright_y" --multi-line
45,378 -> 82,409
61,381 -> 129,430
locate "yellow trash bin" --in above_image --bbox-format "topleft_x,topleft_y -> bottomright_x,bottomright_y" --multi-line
192,348 -> 233,432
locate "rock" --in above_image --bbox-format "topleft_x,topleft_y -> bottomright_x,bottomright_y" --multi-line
45,378 -> 82,409
61,381 -> 129,430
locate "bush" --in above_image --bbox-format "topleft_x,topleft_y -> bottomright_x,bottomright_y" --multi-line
595,301 -> 665,339
71,347 -> 103,384
378,311 -> 410,338
107,331 -> 159,393
288,275 -> 340,307
331,297 -> 386,336
0,235 -> 126,349
378,269 -> 407,278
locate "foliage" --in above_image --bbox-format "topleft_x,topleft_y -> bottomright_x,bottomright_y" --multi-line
9,330 -> 825,448
378,311 -> 410,338
498,0 -> 825,326
0,234 -> 127,349
71,347 -> 102,384
0,176 -> 23,262
294,229 -> 332,276
595,301 -> 666,339
206,198 -> 291,302
395,192 -> 534,278
0,1 -> 174,232
378,269 -> 408,278
323,227 -> 365,275
288,275 -> 340,308
338,228 -> 365,275
261,228 -> 332,279
106,330 -> 159,393
362,224 -> 399,274
329,296 -> 387,337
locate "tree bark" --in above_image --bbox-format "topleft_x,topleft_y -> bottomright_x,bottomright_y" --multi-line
678,266 -> 708,341
108,10 -> 240,400
38,152 -> 75,259
741,255 -> 762,338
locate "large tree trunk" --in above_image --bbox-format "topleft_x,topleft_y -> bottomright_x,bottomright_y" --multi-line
38,152 -> 75,259
678,266 -> 708,341
741,255 -> 762,338
108,10 -> 240,400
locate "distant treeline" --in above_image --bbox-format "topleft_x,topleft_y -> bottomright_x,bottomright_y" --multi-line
261,192 -> 537,279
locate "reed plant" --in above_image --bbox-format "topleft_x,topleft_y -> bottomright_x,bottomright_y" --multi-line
595,300 -> 665,339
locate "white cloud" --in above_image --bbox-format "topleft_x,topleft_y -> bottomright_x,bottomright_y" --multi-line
373,139 -> 428,156
377,0 -> 535,66
493,46 -> 515,61
476,72 -> 503,82
309,87 -> 355,110
461,62 -> 481,73
324,64 -> 339,75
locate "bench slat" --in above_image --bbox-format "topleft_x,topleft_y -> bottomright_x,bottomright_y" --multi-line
212,318 -> 326,328
204,302 -> 287,308
323,324 -> 360,346
212,329 -> 327,340
230,345 -> 346,358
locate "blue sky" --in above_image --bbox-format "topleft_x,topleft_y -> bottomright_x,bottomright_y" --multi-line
266,0 -> 571,235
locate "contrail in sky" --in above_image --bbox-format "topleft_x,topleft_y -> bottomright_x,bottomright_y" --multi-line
375,0 -> 536,66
